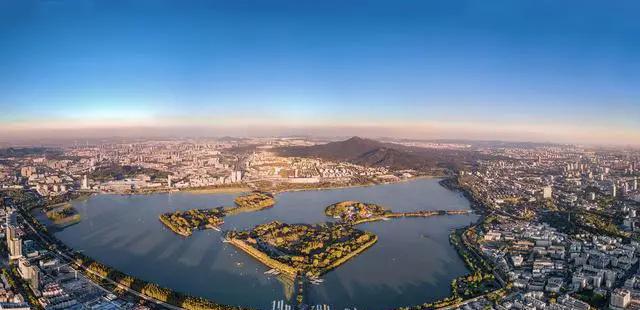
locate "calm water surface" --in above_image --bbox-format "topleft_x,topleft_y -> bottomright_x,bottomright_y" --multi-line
52,178 -> 478,309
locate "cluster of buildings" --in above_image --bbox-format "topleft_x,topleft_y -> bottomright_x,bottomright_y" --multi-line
2,138 -> 640,309
1,202 -> 151,310
452,145 -> 640,309
0,138 -> 402,195
243,151 -> 391,185
477,217 -> 640,308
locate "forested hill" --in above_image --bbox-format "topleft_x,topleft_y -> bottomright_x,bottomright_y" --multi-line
276,137 -> 495,171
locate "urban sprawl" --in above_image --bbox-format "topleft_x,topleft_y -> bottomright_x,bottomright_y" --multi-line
0,137 -> 639,310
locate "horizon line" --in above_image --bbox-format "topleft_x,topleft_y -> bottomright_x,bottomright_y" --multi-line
1,127 -> 639,148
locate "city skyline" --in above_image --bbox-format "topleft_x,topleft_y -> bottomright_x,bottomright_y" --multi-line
1,1 -> 639,145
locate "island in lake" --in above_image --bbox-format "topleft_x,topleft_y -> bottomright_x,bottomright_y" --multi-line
45,203 -> 82,227
225,221 -> 377,278
160,191 -> 275,236
159,208 -> 225,237
325,201 -> 390,224
225,191 -> 276,215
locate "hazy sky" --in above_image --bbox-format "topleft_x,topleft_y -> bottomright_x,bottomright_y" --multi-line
1,1 -> 639,144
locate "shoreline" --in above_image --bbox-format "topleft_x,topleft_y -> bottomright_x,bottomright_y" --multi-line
313,234 -> 378,277
158,215 -> 192,237
71,174 -> 443,198
180,186 -> 251,194
351,210 -> 473,225
227,238 -> 298,278
400,177 -> 497,310
268,174 -> 444,195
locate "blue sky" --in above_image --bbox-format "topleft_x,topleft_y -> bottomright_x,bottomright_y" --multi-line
0,0 -> 639,143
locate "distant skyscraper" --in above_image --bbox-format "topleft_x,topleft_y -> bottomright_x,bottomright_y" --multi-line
167,175 -> 172,188
82,174 -> 89,190
229,171 -> 242,183
543,186 -> 552,199
634,178 -> 638,191
612,183 -> 617,198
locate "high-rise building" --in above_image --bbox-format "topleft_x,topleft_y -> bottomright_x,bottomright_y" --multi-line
17,258 -> 40,291
634,178 -> 638,191
82,174 -> 89,190
612,183 -> 617,198
610,288 -> 631,309
542,186 -> 552,199
167,175 -> 172,188
229,171 -> 242,183
6,211 -> 22,260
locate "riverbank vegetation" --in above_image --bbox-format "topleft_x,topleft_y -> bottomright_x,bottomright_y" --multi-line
226,221 -> 377,277
74,253 -> 250,310
396,226 -> 500,310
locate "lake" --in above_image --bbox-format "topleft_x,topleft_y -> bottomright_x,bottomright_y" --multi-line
52,178 -> 478,309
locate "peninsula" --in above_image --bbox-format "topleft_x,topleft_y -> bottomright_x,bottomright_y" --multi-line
325,200 -> 472,224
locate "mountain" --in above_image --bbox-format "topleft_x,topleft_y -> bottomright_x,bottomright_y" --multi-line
276,136 -> 489,171
277,137 -> 385,161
